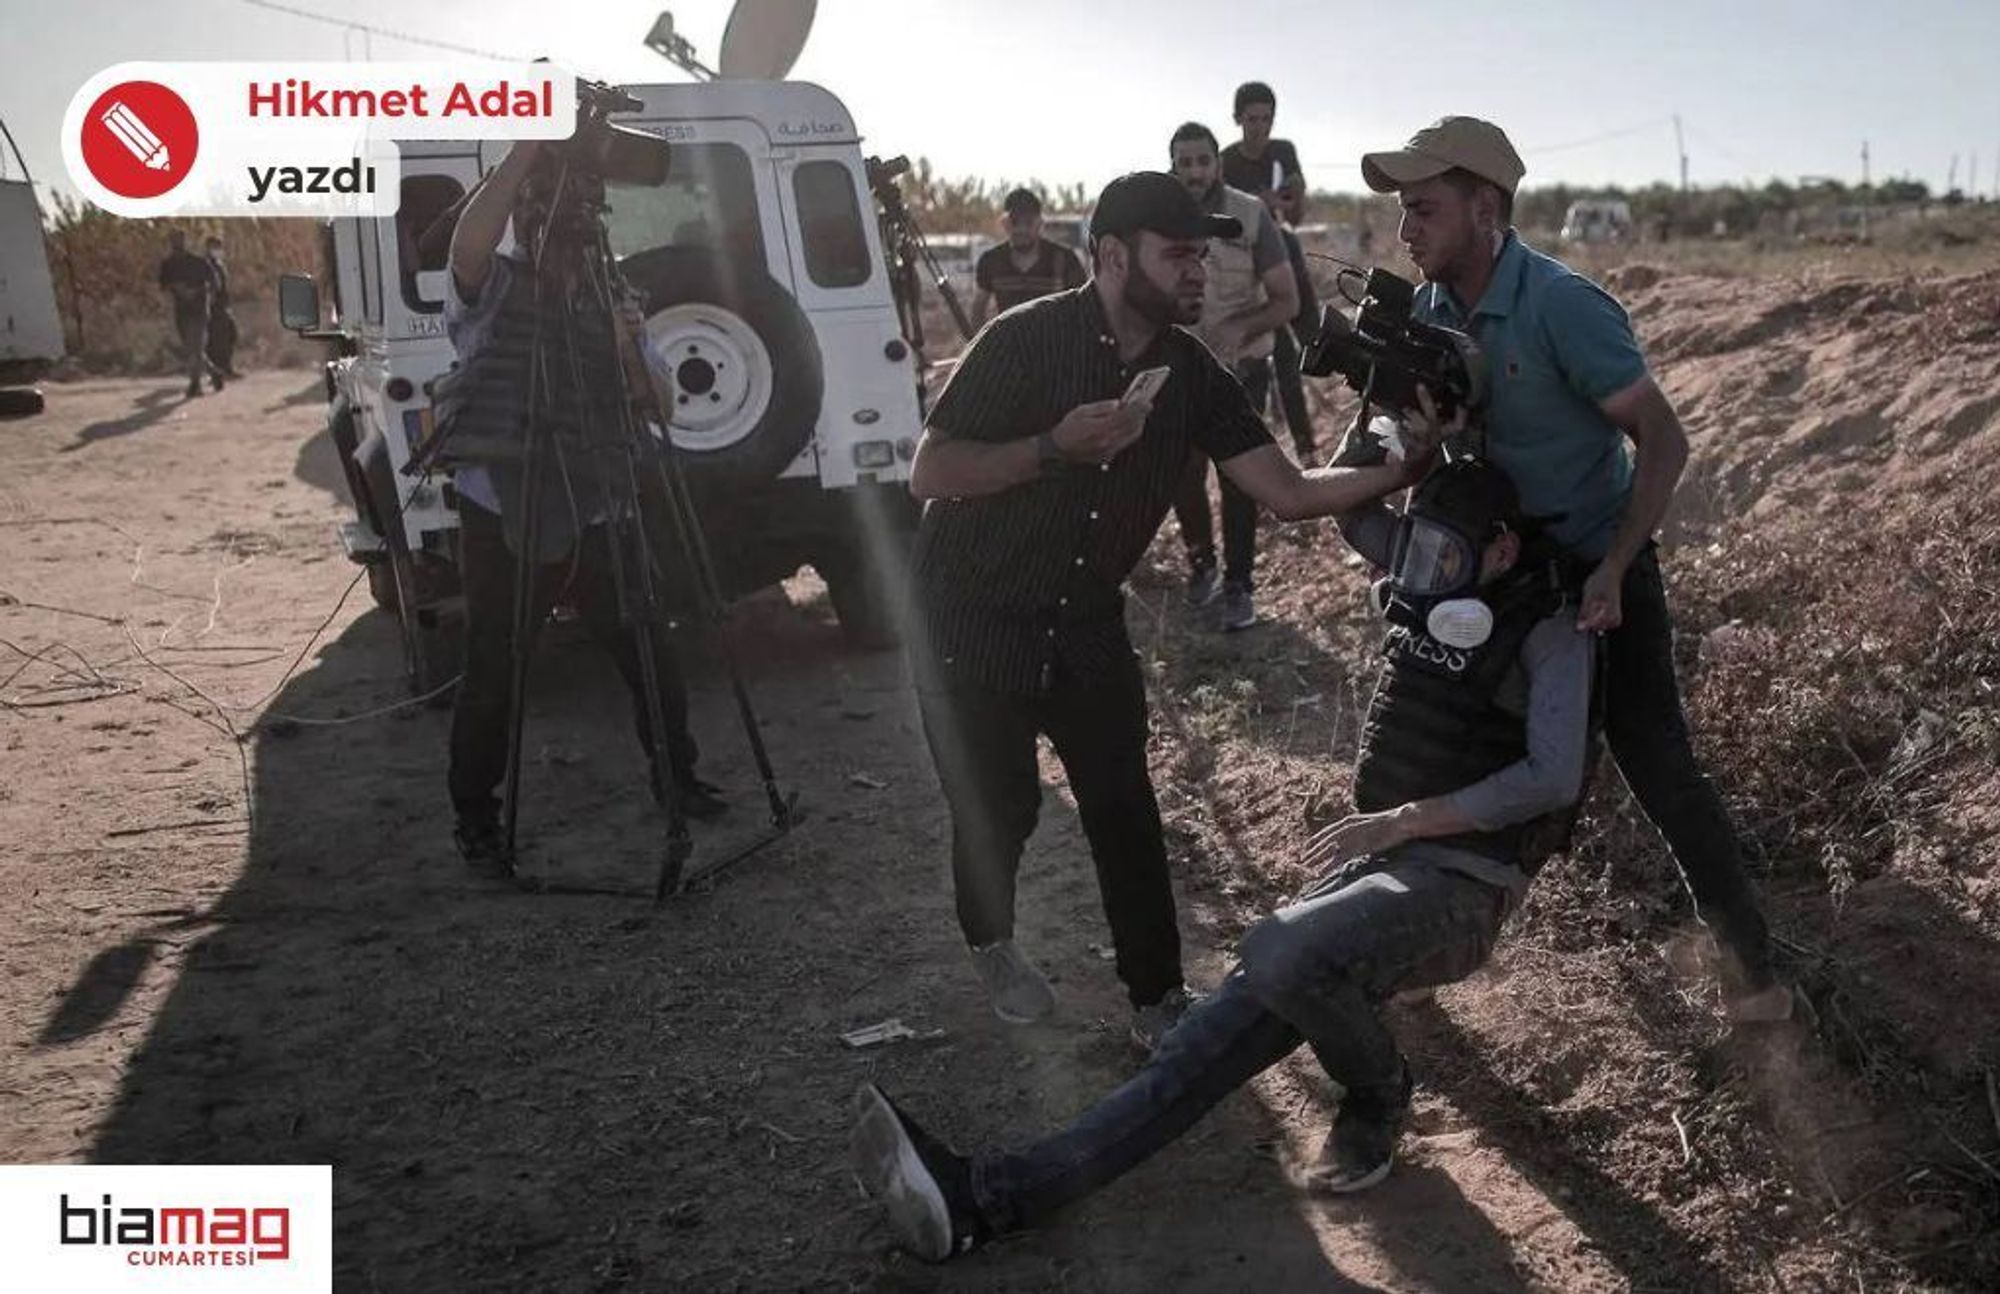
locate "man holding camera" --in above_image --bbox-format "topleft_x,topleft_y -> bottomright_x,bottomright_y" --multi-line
908,171 -> 1426,1047
970,188 -> 1087,328
439,139 -> 720,879
1167,123 -> 1298,631
1333,116 -> 1794,1020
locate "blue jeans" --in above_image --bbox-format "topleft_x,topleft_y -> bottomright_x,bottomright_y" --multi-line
970,855 -> 1510,1231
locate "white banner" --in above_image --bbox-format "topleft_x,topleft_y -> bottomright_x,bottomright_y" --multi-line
62,60 -> 577,218
0,1165 -> 333,1292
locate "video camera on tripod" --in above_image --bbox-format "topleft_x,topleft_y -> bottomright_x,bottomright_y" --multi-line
865,152 -> 975,356
511,79 -> 673,260
1301,266 -> 1489,428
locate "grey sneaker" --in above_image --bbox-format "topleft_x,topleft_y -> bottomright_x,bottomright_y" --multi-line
1220,584 -> 1257,632
1187,559 -> 1223,607
969,939 -> 1056,1024
1130,984 -> 1199,1052
1308,1061 -> 1412,1194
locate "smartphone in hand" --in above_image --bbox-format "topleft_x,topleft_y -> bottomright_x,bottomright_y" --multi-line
1120,365 -> 1171,408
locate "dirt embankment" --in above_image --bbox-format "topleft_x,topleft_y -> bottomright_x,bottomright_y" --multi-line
2,260 -> 1998,1291
1136,263 -> 2000,1291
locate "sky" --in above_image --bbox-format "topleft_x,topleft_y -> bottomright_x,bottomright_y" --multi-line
6,0 -> 1999,209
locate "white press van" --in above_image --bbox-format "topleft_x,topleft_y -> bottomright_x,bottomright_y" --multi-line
280,80 -> 925,692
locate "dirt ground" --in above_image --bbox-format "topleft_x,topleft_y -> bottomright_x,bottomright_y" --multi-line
3,274 -> 1997,1294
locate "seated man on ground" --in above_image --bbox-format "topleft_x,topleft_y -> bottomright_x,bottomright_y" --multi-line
852,455 -> 1599,1260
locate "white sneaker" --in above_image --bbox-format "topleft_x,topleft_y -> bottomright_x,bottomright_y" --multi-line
969,939 -> 1056,1024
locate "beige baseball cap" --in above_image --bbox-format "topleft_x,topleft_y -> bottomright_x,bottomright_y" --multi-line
1361,116 -> 1526,195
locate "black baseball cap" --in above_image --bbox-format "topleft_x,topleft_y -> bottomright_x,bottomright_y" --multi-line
1089,172 -> 1241,243
1002,187 -> 1042,217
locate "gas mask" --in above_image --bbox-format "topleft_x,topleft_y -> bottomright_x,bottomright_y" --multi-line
1368,459 -> 1518,650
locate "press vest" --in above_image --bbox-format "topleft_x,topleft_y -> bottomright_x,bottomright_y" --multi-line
1194,184 -> 1275,363
1352,575 -> 1573,872
433,258 -> 630,468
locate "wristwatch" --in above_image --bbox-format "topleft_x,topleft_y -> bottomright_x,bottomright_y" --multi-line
1035,431 -> 1066,477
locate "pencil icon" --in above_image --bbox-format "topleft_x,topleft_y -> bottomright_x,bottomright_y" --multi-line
102,100 -> 171,171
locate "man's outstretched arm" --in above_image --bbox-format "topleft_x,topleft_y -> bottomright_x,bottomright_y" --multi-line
1217,440 -> 1429,522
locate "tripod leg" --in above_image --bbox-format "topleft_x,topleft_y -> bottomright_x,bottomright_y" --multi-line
500,324 -> 557,864
648,453 -> 793,827
597,490 -> 694,900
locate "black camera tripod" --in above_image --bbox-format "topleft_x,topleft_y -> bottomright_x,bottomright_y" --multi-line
489,157 -> 798,901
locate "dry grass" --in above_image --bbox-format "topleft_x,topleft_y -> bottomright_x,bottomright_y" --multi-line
41,206 -> 331,375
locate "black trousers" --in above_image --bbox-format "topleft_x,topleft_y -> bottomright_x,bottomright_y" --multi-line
1173,357 -> 1269,589
174,311 -> 216,386
1270,327 -> 1315,456
447,500 -> 699,824
206,307 -> 237,374
1604,547 -> 1773,988
916,651 -> 1182,1007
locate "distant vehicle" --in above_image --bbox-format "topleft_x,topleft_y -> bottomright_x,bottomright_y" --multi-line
0,126 -> 63,418
1560,199 -> 1634,244
1038,211 -> 1091,263
921,231 -> 987,295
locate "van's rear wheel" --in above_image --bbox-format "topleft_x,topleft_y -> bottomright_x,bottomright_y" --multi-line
619,247 -> 823,487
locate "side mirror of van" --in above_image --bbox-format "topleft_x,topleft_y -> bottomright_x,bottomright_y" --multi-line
279,274 -> 321,332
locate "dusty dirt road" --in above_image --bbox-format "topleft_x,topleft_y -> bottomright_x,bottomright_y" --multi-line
0,372 -> 1649,1290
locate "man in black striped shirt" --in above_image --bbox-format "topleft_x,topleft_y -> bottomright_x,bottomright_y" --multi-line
908,171 -> 1431,1044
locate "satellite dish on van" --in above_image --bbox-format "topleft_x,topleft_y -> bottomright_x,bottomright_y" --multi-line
716,0 -> 817,81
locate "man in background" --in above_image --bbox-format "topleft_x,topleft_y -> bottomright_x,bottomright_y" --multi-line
1222,81 -> 1319,458
1168,123 -> 1297,631
1220,81 -> 1304,203
970,188 -> 1087,327
203,235 -> 241,381
156,230 -> 219,398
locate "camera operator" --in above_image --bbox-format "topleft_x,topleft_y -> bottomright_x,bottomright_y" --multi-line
1166,123 -> 1298,632
1330,116 -> 1796,1022
907,171 -> 1430,1048
440,139 -> 722,880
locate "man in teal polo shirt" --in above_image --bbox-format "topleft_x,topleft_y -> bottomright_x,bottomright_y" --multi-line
1332,116 -> 1797,1022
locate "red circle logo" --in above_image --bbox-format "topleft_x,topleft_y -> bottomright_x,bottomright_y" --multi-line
81,80 -> 199,199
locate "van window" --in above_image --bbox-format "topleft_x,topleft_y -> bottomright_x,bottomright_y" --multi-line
793,160 -> 871,288
605,142 -> 767,268
398,174 -> 466,314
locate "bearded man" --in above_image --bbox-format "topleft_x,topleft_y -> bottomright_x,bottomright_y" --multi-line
906,171 -> 1433,1046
